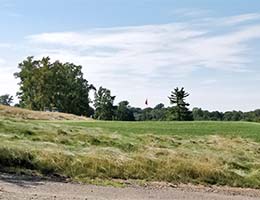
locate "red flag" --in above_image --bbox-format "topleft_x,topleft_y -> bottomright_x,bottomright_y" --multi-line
145,99 -> 148,106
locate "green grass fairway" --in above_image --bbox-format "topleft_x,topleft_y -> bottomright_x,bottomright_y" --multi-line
62,120 -> 260,140
1,117 -> 260,188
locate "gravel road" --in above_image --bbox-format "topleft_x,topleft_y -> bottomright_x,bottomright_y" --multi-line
0,173 -> 259,200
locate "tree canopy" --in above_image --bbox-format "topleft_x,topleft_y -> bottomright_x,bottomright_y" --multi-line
93,87 -> 116,120
14,57 -> 92,116
0,94 -> 13,106
115,101 -> 135,121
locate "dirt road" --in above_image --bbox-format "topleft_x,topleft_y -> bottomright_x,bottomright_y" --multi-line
0,173 -> 259,200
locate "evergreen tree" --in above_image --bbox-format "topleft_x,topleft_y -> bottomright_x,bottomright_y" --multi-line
168,87 -> 193,121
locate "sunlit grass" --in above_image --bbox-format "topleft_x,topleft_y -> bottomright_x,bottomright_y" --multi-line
0,116 -> 260,188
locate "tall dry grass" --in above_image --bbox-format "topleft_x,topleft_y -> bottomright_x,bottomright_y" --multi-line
0,109 -> 260,188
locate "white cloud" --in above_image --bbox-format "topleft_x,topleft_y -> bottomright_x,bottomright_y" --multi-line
0,58 -> 5,64
27,19 -> 260,79
27,23 -> 209,80
169,8 -> 211,18
0,43 -> 12,48
24,13 -> 260,109
222,13 -> 260,25
201,79 -> 217,85
2,12 -> 260,110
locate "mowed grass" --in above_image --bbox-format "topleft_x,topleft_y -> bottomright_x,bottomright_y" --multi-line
62,120 -> 260,140
1,116 -> 260,188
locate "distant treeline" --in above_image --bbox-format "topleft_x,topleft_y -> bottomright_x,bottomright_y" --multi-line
192,108 -> 260,122
1,56 -> 259,122
129,106 -> 260,122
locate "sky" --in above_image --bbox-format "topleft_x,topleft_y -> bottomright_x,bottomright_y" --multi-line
0,0 -> 260,111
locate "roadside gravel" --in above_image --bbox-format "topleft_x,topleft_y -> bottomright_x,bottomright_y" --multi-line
0,173 -> 259,200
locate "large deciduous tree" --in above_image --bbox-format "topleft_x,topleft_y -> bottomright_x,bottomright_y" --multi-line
14,56 -> 93,116
93,87 -> 115,120
151,103 -> 167,121
115,101 -> 135,121
168,87 -> 193,121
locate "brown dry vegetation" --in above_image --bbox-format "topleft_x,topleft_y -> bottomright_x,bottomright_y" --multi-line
0,105 -> 90,121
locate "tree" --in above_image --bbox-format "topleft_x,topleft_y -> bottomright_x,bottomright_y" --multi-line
14,56 -> 92,116
140,107 -> 153,120
93,87 -> 115,120
130,107 -> 143,121
192,107 -> 205,120
0,94 -> 13,106
115,101 -> 135,121
168,87 -> 193,121
151,103 -> 166,120
223,111 -> 243,121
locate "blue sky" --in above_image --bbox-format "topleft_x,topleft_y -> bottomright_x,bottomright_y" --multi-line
1,0 -> 260,111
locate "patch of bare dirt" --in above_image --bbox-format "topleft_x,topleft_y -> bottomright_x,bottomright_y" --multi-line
0,173 -> 260,200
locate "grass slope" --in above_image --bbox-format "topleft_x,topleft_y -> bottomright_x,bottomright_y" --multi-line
0,105 -> 90,121
0,108 -> 260,188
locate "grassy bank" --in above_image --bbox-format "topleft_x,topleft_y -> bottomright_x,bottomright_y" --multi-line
0,114 -> 260,188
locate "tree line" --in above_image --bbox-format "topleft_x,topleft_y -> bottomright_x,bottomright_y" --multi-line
1,56 -> 260,122
128,106 -> 260,122
192,108 -> 260,122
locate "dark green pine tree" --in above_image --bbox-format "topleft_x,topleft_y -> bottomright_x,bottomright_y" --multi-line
168,87 -> 193,121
